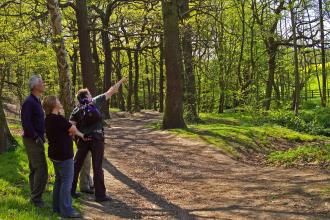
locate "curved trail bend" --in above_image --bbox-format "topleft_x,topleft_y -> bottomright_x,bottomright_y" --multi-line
80,111 -> 330,220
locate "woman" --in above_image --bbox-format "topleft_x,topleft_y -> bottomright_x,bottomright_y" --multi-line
43,96 -> 84,218
70,77 -> 126,201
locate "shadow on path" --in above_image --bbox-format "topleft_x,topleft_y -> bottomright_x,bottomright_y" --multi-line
80,197 -> 142,219
103,159 -> 198,220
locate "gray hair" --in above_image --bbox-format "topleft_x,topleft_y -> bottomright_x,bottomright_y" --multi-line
28,75 -> 43,91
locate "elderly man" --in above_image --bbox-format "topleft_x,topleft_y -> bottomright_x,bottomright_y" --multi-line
21,75 -> 48,208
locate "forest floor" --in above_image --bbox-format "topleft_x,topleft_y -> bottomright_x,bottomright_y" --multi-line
78,111 -> 330,220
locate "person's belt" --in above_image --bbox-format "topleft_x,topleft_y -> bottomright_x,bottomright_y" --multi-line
92,130 -> 103,134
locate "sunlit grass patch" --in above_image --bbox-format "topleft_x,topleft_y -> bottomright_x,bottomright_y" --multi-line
0,134 -> 80,219
152,112 -> 329,164
268,145 -> 330,166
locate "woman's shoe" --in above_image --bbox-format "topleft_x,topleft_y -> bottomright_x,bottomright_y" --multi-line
95,195 -> 112,202
71,192 -> 82,198
81,189 -> 94,194
63,211 -> 81,218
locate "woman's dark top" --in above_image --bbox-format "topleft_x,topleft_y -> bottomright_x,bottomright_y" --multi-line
45,114 -> 74,161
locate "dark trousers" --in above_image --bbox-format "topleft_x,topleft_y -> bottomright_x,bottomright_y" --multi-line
71,134 -> 106,198
52,159 -> 75,217
23,138 -> 48,203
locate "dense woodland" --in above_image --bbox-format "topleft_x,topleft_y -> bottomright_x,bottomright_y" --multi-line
1,0 -> 330,152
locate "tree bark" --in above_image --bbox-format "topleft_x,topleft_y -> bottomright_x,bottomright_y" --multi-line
290,5 -> 300,115
0,100 -> 17,153
70,45 -> 78,99
75,0 -> 96,95
182,24 -> 199,121
319,0 -> 327,107
134,49 -> 140,112
145,55 -> 152,109
0,71 -> 17,153
152,50 -> 158,111
161,0 -> 186,129
101,29 -> 112,118
263,40 -> 277,110
159,35 -> 164,113
92,31 -> 102,94
46,0 -> 73,117
115,49 -> 126,111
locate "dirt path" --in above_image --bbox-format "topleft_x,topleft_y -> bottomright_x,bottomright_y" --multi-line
80,111 -> 330,220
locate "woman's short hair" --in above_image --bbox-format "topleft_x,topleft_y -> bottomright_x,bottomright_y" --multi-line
76,88 -> 90,104
42,96 -> 58,115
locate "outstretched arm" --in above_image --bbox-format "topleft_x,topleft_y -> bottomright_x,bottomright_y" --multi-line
104,77 -> 127,100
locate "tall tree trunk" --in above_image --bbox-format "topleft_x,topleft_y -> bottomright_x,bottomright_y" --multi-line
92,31 -> 102,94
70,45 -> 78,99
319,0 -> 327,107
161,0 -> 186,129
159,35 -> 164,113
0,100 -> 17,153
127,50 -> 133,113
46,0 -> 73,117
152,50 -> 158,111
115,49 -> 125,111
181,0 -> 199,122
290,5 -> 300,115
182,25 -> 199,121
250,0 -> 257,106
0,71 -> 17,153
75,0 -> 96,95
143,80 -> 146,109
263,40 -> 277,110
101,30 -> 112,118
236,0 -> 245,105
145,55 -> 152,109
134,49 -> 140,112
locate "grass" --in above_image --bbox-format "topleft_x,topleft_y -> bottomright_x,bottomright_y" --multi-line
152,112 -> 329,162
268,144 -> 330,166
0,134 -> 80,219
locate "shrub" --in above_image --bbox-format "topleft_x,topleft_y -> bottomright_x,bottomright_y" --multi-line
255,108 -> 330,136
268,145 -> 330,166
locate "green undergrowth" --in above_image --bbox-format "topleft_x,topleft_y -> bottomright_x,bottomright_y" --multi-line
268,144 -> 330,166
152,112 -> 329,164
0,135 -> 80,220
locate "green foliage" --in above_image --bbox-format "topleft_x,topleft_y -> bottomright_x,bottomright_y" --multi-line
158,112 -> 324,159
0,136 -> 79,219
268,145 -> 330,166
255,108 -> 330,136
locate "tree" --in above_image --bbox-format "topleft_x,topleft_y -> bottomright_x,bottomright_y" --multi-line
180,0 -> 200,122
0,71 -> 17,153
252,0 -> 286,110
319,0 -> 327,107
46,0 -> 73,117
75,0 -> 97,95
159,34 -> 165,113
289,1 -> 300,115
161,0 -> 186,129
0,101 -> 17,153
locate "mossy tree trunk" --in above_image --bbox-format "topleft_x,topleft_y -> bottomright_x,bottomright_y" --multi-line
0,70 -> 17,153
161,0 -> 186,129
180,0 -> 200,122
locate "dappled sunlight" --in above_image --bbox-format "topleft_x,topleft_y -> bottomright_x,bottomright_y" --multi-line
79,111 -> 330,219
